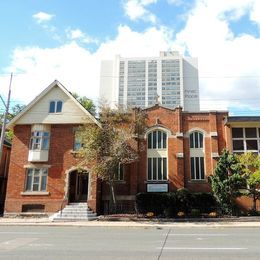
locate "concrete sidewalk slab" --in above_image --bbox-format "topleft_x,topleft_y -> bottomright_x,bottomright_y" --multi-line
0,217 -> 260,228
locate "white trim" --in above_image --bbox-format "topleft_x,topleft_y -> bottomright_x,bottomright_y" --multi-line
7,80 -> 101,129
144,125 -> 172,138
176,152 -> 184,158
184,128 -> 207,137
210,131 -> 218,137
21,191 -> 49,196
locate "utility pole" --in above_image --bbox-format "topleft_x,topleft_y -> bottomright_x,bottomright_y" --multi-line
0,73 -> 12,162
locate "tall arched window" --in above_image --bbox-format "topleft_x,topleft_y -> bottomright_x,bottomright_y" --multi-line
189,131 -> 205,180
147,130 -> 167,181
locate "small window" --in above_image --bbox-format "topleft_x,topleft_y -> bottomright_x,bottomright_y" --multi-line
147,130 -> 167,149
74,131 -> 83,151
190,157 -> 205,180
147,157 -> 167,181
30,131 -> 50,150
115,164 -> 124,181
190,131 -> 203,148
49,100 -> 63,113
245,128 -> 257,138
232,128 -> 243,138
233,140 -> 244,151
25,168 -> 48,192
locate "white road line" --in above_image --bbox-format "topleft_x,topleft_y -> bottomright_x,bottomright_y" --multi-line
169,234 -> 229,236
0,238 -> 39,251
0,232 -> 47,235
160,247 -> 247,250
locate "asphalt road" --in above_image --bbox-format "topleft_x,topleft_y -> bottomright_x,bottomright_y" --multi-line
0,226 -> 259,259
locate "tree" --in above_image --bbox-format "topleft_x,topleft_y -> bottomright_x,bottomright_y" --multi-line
76,106 -> 146,213
72,93 -> 96,116
209,149 -> 245,215
239,153 -> 260,213
0,103 -> 26,140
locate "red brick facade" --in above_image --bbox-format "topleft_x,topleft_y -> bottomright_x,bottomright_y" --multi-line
0,141 -> 11,212
100,106 -> 229,210
4,124 -> 99,215
4,105 -> 259,215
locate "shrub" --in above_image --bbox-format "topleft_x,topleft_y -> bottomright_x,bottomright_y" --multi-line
136,191 -> 218,217
175,188 -> 192,213
190,193 -> 217,213
136,192 -> 175,215
190,208 -> 201,217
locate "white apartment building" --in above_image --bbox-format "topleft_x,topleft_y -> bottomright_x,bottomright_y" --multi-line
100,51 -> 200,111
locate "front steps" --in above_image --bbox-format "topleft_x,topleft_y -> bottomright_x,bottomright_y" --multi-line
50,203 -> 97,222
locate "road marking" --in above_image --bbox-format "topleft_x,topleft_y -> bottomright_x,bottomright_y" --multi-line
169,234 -> 229,236
160,247 -> 247,250
0,232 -> 47,235
28,243 -> 53,247
0,238 -> 38,251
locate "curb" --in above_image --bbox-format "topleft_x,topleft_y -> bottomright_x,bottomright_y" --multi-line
0,217 -> 260,228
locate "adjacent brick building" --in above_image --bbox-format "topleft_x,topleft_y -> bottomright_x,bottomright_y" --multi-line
4,81 -> 101,216
0,138 -> 11,213
4,81 -> 260,216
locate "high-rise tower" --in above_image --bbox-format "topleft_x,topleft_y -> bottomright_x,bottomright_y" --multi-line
100,51 -> 200,111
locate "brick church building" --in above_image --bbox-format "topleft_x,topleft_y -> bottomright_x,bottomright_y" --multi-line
4,80 -> 260,216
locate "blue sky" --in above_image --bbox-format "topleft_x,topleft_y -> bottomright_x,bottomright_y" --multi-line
0,0 -> 260,115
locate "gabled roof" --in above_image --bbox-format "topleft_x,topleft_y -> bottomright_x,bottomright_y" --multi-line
7,80 -> 101,128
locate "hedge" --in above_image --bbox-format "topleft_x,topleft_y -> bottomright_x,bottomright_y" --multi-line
136,189 -> 217,217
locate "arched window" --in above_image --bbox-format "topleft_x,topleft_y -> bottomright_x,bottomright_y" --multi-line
189,131 -> 205,180
147,130 -> 167,181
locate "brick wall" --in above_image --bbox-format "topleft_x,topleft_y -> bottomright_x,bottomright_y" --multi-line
4,124 -> 99,214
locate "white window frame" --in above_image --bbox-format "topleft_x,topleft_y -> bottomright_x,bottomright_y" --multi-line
30,131 -> 50,151
115,163 -> 124,181
25,168 -> 48,192
189,131 -> 205,180
190,157 -> 205,180
147,129 -> 168,181
232,127 -> 260,155
49,100 -> 63,113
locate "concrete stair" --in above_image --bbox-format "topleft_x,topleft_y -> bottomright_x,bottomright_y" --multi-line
50,203 -> 97,222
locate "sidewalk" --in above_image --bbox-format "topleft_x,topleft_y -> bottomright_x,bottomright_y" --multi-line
0,216 -> 260,227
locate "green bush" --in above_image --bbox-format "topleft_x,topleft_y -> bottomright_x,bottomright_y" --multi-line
190,208 -> 201,217
190,193 -> 217,213
136,192 -> 176,215
135,190 -> 218,217
175,188 -> 192,213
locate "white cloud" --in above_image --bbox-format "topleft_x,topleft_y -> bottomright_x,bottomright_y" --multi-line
66,28 -> 98,44
123,0 -> 157,23
250,1 -> 260,25
175,0 -> 260,111
2,0 -> 260,114
1,25 -> 174,105
33,12 -> 54,23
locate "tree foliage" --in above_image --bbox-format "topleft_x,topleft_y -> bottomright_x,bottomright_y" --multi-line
72,92 -> 96,116
0,104 -> 26,140
239,153 -> 260,212
76,106 -> 147,213
209,149 -> 245,215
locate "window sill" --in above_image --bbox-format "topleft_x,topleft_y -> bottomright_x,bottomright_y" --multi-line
21,191 -> 50,196
145,180 -> 169,183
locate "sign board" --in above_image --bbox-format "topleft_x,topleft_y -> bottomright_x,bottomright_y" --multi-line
147,183 -> 168,193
